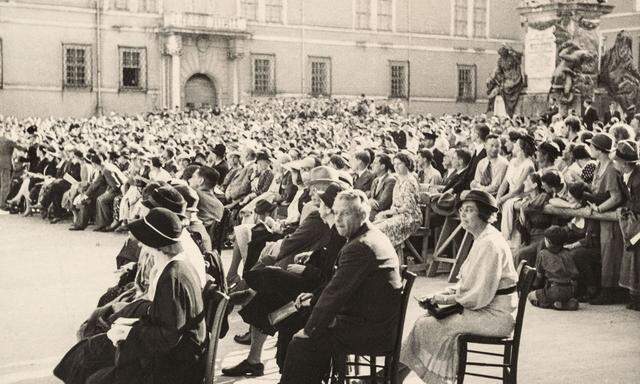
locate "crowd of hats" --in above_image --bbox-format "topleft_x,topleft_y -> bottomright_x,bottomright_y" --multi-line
0,98 -> 559,167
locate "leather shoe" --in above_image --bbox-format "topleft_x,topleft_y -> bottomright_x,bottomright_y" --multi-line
221,359 -> 264,377
93,226 -> 107,232
233,331 -> 251,345
69,226 -> 86,231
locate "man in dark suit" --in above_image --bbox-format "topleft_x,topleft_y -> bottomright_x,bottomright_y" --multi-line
352,151 -> 375,193
93,157 -> 125,231
442,148 -> 473,195
604,101 -> 622,124
423,130 -> 445,174
368,153 -> 396,220
70,153 -> 107,230
582,99 -> 599,131
280,190 -> 402,384
212,143 -> 229,185
466,123 -> 489,182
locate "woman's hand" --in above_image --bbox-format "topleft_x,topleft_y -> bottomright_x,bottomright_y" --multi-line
293,251 -> 312,264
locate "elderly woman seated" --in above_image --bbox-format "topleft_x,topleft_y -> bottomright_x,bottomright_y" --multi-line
397,190 -> 518,384
54,208 -> 207,384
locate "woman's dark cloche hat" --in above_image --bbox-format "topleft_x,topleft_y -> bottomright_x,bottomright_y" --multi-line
614,140 -> 639,162
590,133 -> 614,153
128,207 -> 183,250
317,182 -> 345,209
254,199 -> 277,215
142,185 -> 187,218
459,189 -> 499,212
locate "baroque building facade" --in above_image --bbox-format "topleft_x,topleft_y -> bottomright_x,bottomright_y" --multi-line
0,0 -> 637,118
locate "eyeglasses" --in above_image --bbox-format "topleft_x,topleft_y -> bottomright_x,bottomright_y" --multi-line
458,207 -> 478,215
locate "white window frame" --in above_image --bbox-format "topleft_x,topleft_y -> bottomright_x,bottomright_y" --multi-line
265,0 -> 283,23
356,0 -> 371,30
389,60 -> 409,99
473,0 -> 487,38
251,53 -> 276,95
453,0 -> 468,37
119,46 -> 147,92
457,64 -> 476,102
63,44 -> 92,89
113,0 -> 128,11
377,0 -> 392,31
308,56 -> 331,97
241,0 -> 258,21
140,0 -> 158,13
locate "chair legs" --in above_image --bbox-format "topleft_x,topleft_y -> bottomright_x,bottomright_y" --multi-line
503,345 -> 512,384
456,341 -> 467,384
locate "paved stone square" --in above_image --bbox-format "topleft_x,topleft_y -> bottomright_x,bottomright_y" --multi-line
1,214 -> 639,384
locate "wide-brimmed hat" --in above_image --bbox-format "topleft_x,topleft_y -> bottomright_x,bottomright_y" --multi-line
459,189 -> 499,212
589,133 -> 614,153
306,166 -> 344,187
285,156 -> 316,171
142,185 -> 187,218
256,150 -> 272,163
254,199 -> 277,215
431,192 -> 458,216
318,182 -> 345,209
128,207 -> 183,251
614,139 -> 639,162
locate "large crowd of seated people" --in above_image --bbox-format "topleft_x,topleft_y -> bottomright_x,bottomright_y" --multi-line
1,96 -> 640,383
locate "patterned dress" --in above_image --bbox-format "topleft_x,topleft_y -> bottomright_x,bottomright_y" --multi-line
400,225 -> 518,384
375,174 -> 422,246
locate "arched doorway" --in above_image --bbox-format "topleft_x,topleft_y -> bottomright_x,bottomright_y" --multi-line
184,74 -> 217,110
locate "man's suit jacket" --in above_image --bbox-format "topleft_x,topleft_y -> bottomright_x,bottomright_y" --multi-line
353,169 -> 375,193
304,222 -> 402,354
432,148 -> 445,175
604,110 -> 621,124
369,173 -> 396,220
196,188 -> 224,227
227,162 -> 256,200
214,160 -> 229,185
275,210 -> 332,268
465,147 -> 486,186
85,173 -> 107,200
583,107 -> 599,130
443,167 -> 471,195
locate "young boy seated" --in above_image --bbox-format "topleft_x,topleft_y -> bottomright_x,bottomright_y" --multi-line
528,225 -> 580,311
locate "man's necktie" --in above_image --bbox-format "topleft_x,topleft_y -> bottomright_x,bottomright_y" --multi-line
480,160 -> 492,187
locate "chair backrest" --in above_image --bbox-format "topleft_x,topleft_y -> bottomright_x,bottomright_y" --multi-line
389,267 -> 417,383
210,208 -> 230,254
203,251 -> 227,294
203,289 -> 230,384
512,262 -> 536,350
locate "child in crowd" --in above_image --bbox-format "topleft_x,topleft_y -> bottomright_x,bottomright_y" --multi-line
529,225 -> 580,311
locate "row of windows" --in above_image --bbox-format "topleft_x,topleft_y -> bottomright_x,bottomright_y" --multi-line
454,0 -> 487,37
242,0 -> 487,35
110,0 -> 158,13
250,54 -> 478,101
62,45 -> 146,90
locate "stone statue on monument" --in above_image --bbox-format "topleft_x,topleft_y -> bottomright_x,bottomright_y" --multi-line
599,30 -> 640,117
486,45 -> 525,117
549,38 -> 597,104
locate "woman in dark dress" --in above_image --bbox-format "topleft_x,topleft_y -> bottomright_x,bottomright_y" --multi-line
54,208 -> 206,384
585,133 -> 626,305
